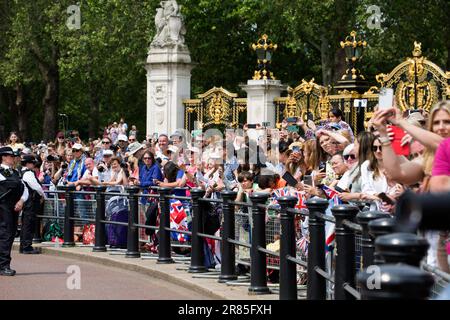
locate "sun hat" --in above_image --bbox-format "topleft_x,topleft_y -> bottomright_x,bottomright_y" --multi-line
127,142 -> 145,156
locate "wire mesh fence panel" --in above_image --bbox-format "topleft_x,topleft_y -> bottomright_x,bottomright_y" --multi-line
295,215 -> 308,285
235,210 -> 252,264
266,207 -> 281,274
138,203 -> 150,244
429,275 -> 450,299
355,232 -> 363,272
73,198 -> 96,227
326,247 -> 336,300
42,197 -> 66,231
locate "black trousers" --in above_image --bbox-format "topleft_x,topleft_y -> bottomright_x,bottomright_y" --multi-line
20,198 -> 39,249
0,203 -> 19,268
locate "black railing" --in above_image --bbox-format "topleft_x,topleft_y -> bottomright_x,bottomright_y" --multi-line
35,186 -> 450,300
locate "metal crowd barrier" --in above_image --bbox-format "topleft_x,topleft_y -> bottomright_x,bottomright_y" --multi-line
34,186 -> 450,300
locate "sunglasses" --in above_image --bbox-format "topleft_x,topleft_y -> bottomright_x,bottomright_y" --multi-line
143,157 -> 151,160
343,154 -> 356,160
372,145 -> 382,152
102,141 -> 110,144
72,149 -> 81,152
128,139 -> 135,142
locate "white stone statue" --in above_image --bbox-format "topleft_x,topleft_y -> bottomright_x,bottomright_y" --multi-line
151,0 -> 186,49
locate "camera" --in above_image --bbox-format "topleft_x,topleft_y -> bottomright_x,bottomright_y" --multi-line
110,144 -> 119,152
61,162 -> 68,169
47,154 -> 60,162
120,161 -> 128,169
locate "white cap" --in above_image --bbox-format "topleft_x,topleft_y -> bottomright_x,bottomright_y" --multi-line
103,149 -> 114,156
118,134 -> 127,142
187,145 -> 200,153
168,145 -> 179,153
343,143 -> 355,156
72,143 -> 83,150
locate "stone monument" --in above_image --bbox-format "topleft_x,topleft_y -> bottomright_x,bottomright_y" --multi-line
146,0 -> 193,137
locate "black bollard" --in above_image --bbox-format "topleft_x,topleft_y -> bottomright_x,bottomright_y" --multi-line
368,217 -> 395,264
375,233 -> 429,267
305,198 -> 329,300
125,186 -> 140,258
332,204 -> 360,300
93,186 -> 107,252
219,190 -> 238,283
248,193 -> 270,295
157,187 -> 174,264
60,185 -> 75,247
357,264 -> 434,299
356,211 -> 391,268
395,190 -> 450,232
189,189 -> 207,273
278,196 -> 298,300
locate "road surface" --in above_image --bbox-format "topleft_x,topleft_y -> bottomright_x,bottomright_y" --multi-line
1,251 -> 211,300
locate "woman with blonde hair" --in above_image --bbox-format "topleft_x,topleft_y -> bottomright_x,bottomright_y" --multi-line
286,142 -> 307,181
372,100 -> 450,186
372,100 -> 450,269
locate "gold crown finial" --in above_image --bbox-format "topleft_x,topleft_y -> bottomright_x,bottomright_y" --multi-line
413,41 -> 422,57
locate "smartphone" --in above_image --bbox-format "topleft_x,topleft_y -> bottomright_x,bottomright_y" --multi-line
286,117 -> 298,123
282,171 -> 298,187
330,123 -> 342,131
247,124 -> 257,129
262,122 -> 270,128
388,125 -> 409,156
379,88 -> 394,110
303,174 -> 313,187
152,132 -> 158,141
378,192 -> 395,205
334,186 -> 346,193
319,162 -> 326,171
287,125 -> 298,133
292,146 -> 301,153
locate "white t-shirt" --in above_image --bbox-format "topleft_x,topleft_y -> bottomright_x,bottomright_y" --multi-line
81,167 -> 99,180
361,160 -> 388,210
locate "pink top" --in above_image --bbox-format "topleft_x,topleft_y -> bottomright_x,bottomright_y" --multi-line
432,137 -> 450,176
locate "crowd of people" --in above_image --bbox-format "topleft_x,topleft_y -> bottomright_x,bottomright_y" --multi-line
1,101 -> 450,276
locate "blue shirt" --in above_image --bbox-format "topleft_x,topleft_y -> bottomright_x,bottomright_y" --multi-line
173,169 -> 186,197
224,156 -> 239,183
139,163 -> 163,188
139,163 -> 163,205
66,157 -> 87,182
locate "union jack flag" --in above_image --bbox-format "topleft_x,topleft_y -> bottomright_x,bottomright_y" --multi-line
169,200 -> 190,243
271,188 -> 306,207
321,185 -> 342,206
321,185 -> 342,251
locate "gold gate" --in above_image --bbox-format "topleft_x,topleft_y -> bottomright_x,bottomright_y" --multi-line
273,78 -> 330,128
183,87 -> 247,131
376,42 -> 450,112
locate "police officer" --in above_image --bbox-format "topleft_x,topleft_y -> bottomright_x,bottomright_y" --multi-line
20,155 -> 45,254
0,146 -> 29,276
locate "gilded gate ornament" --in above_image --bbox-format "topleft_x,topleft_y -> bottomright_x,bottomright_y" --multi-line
182,87 -> 246,131
376,42 -> 450,112
207,93 -> 230,125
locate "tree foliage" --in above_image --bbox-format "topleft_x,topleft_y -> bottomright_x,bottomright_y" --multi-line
0,0 -> 448,142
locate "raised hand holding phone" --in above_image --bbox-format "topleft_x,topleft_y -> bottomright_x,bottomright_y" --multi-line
378,88 -> 394,110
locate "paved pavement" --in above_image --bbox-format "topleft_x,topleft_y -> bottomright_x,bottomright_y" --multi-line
1,250 -> 210,300
4,242 -> 287,300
